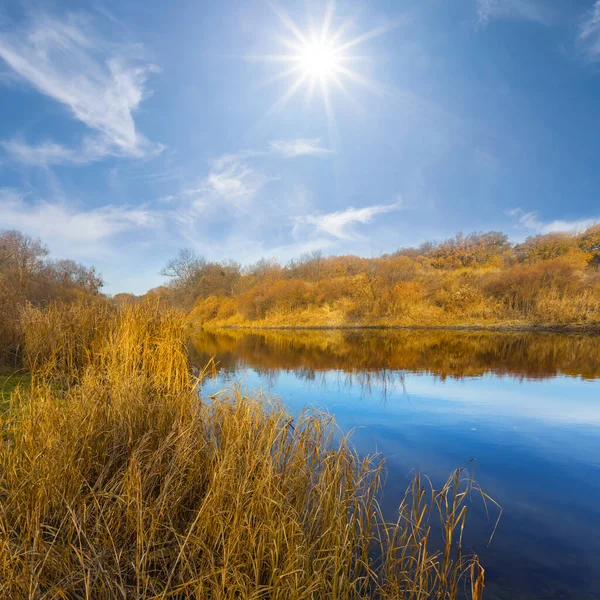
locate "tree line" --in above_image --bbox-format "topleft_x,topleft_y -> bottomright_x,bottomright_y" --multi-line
3,225 -> 599,360
124,226 -> 600,327
0,229 -> 103,366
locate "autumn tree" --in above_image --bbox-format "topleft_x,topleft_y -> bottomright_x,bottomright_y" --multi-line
46,259 -> 103,295
0,230 -> 48,291
161,249 -> 242,307
428,232 -> 511,269
112,293 -> 138,305
161,248 -> 206,289
515,232 -> 578,263
288,251 -> 325,282
578,225 -> 600,265
0,229 -> 105,365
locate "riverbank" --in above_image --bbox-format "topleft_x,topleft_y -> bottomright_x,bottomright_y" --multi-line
198,321 -> 600,334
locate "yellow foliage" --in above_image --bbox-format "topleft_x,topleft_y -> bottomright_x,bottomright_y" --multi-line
163,225 -> 600,329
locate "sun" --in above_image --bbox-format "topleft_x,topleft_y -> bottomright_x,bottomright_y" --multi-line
247,3 -> 397,127
298,40 -> 340,79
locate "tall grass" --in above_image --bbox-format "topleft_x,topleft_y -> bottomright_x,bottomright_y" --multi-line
0,302 -> 489,598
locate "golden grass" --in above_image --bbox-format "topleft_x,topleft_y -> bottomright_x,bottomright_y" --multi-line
0,302 -> 490,598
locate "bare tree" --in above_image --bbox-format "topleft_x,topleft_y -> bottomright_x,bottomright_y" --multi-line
0,230 -> 48,283
161,248 -> 206,289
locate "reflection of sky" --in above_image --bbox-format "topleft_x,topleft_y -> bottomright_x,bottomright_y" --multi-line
202,367 -> 600,600
204,369 -> 600,427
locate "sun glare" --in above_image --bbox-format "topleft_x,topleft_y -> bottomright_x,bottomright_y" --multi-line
247,3 -> 397,139
298,40 -> 339,79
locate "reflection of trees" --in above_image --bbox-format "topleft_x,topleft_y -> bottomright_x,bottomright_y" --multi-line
190,328 -> 600,382
353,368 -> 406,401
254,367 -> 280,388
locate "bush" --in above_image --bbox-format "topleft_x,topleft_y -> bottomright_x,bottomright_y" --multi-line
483,258 -> 582,317
157,225 -> 600,328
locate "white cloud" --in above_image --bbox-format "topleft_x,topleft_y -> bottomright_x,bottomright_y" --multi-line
171,154 -> 272,212
294,199 -> 403,240
1,140 -> 80,166
509,208 -> 599,234
579,1 -> 600,60
0,188 -> 160,256
269,138 -> 332,159
163,141 -> 332,213
0,12 -> 160,161
0,136 -> 120,167
206,159 -> 268,205
476,0 -> 552,25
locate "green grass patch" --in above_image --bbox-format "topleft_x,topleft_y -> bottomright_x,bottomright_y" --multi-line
0,374 -> 31,411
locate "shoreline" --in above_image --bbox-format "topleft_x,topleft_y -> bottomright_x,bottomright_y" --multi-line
198,322 -> 600,334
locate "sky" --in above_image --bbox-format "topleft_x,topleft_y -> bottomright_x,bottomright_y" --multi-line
1,0 -> 600,294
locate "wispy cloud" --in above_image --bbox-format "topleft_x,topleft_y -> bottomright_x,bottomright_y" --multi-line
269,138 -> 332,159
1,140 -> 81,166
207,160 -> 267,206
508,208 -> 599,233
0,188 -> 160,257
161,146 -> 378,261
0,12 -> 160,161
165,143 -> 323,213
174,140 -> 334,209
476,0 -> 552,25
579,1 -> 600,60
195,139 -> 332,165
294,199 -> 403,240
0,136 -> 120,167
183,155 -> 271,211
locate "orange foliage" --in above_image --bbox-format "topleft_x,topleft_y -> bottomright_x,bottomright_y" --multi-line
164,226 -> 600,329
0,229 -> 104,366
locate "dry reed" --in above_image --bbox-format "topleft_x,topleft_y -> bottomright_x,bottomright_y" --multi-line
0,302 -> 491,598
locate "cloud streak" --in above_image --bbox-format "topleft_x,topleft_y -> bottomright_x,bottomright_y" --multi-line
0,137 -> 123,167
579,1 -> 600,60
0,188 -> 160,256
0,12 -> 160,161
509,208 -> 599,234
294,200 -> 403,240
269,138 -> 332,158
476,0 -> 552,25
0,140 -> 81,167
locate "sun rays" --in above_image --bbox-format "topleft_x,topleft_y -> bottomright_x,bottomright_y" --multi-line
247,3 -> 397,136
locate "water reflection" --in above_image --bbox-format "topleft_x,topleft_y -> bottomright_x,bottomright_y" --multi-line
190,328 -> 600,600
190,328 -> 600,381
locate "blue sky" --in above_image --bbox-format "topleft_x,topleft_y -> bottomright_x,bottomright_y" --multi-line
1,0 -> 600,294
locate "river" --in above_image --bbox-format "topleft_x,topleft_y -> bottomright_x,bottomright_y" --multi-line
191,329 -> 600,600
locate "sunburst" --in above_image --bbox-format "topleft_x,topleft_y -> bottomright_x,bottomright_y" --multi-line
247,3 -> 397,133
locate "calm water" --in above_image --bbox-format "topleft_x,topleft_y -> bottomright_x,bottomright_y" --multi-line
190,329 -> 600,600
